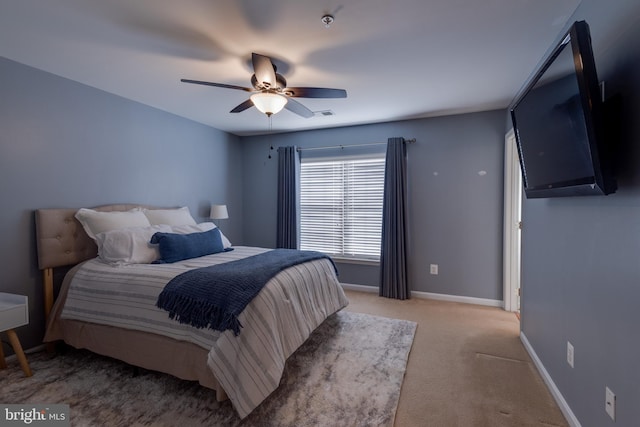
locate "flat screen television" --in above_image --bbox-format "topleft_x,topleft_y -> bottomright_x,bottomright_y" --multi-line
509,20 -> 616,198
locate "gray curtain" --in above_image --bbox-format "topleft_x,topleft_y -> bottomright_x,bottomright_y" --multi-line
276,146 -> 299,249
380,137 -> 409,299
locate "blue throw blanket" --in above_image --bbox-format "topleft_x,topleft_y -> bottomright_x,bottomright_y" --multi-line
156,249 -> 336,335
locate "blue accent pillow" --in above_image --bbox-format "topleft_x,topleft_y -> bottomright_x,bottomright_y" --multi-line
150,228 -> 226,263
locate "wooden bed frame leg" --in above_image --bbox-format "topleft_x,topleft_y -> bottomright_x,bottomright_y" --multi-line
43,268 -> 56,353
43,268 -> 54,320
0,340 -> 7,369
216,388 -> 228,402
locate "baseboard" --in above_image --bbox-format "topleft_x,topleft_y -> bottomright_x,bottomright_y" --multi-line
341,283 -> 503,308
25,344 -> 47,354
341,283 -> 379,293
520,332 -> 581,427
2,344 -> 47,363
411,290 -> 503,308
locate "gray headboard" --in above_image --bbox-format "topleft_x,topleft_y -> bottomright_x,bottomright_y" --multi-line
35,204 -> 155,270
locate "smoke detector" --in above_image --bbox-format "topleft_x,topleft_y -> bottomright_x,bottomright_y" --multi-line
321,14 -> 334,28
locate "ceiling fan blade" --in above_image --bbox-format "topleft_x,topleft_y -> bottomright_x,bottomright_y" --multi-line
181,79 -> 252,92
284,87 -> 347,98
230,99 -> 254,113
252,53 -> 277,89
284,98 -> 314,118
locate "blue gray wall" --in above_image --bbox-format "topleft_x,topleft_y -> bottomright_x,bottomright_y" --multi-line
0,57 -> 244,351
2,1 -> 637,422
240,110 -> 506,301
514,0 -> 640,425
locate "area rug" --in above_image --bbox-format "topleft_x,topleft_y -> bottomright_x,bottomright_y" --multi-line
1,311 -> 416,427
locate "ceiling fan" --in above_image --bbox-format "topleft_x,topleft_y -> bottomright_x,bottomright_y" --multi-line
181,53 -> 347,118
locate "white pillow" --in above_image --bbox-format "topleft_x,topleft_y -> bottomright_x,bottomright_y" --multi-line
170,222 -> 232,249
95,225 -> 172,265
143,207 -> 197,226
75,208 -> 151,240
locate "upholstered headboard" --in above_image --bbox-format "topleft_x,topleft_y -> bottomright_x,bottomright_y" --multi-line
35,204 -> 156,320
35,204 -> 154,270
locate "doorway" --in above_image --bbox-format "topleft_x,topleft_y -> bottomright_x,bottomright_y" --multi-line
503,129 -> 522,313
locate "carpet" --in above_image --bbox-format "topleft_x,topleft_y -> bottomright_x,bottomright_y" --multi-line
1,311 -> 416,427
345,291 -> 569,427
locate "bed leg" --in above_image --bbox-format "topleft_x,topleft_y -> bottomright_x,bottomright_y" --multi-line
43,268 -> 55,353
216,388 -> 228,402
43,268 -> 54,320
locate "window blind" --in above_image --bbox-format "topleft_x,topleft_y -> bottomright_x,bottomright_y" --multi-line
299,155 -> 385,260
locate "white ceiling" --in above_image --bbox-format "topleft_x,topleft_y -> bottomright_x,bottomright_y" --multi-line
0,0 -> 581,136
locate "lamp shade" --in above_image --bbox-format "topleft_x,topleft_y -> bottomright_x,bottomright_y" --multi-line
250,93 -> 288,116
210,204 -> 228,220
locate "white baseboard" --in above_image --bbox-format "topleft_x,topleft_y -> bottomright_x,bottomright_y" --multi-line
25,344 -> 47,354
341,283 -> 379,293
411,290 -> 503,308
341,283 -> 503,308
520,332 -> 581,427
2,344 -> 46,363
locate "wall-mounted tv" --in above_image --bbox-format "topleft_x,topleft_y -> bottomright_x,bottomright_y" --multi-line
509,20 -> 616,198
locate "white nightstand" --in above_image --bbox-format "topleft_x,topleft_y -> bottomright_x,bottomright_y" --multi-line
0,292 -> 32,376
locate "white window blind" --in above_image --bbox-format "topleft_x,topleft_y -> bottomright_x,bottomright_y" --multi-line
300,155 -> 385,260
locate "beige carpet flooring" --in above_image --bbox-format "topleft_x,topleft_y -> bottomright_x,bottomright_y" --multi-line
344,290 -> 568,427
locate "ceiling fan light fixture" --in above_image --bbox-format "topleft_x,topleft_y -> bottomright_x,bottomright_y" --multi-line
181,53 -> 344,118
250,93 -> 288,116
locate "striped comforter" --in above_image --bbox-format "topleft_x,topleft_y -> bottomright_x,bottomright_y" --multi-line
60,246 -> 349,418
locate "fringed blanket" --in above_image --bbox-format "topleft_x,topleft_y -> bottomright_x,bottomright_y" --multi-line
156,249 -> 336,335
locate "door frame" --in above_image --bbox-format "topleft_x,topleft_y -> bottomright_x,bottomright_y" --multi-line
503,129 -> 522,312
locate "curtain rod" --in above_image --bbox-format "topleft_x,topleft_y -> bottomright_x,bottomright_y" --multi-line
296,138 -> 416,152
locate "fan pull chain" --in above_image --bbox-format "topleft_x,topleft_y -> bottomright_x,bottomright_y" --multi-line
267,115 -> 274,159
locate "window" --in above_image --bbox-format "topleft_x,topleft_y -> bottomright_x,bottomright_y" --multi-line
299,154 -> 385,261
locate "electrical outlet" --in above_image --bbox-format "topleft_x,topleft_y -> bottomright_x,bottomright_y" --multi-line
430,264 -> 438,275
566,341 -> 574,368
605,387 -> 616,420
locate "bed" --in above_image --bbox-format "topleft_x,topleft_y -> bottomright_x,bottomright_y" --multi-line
35,204 -> 348,418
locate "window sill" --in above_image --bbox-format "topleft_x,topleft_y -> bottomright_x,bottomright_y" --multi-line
331,256 -> 380,266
